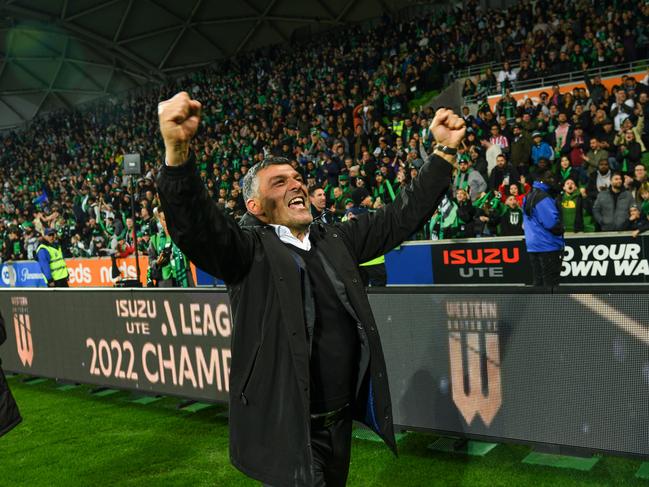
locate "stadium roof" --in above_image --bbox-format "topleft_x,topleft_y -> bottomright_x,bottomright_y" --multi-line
0,0 -> 422,130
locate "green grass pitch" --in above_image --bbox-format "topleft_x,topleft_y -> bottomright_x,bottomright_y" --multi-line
0,377 -> 646,486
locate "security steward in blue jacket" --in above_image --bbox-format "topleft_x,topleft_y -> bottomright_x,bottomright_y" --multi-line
523,171 -> 565,287
157,91 -> 465,487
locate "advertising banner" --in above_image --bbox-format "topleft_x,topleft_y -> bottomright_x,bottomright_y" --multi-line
561,235 -> 649,283
430,233 -> 649,285
431,238 -> 531,284
0,262 -> 47,288
65,256 -> 149,287
487,71 -> 646,111
0,290 -> 231,402
1,288 -> 648,457
371,292 -> 649,458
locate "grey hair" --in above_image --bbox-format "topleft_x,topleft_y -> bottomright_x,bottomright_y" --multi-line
242,156 -> 293,201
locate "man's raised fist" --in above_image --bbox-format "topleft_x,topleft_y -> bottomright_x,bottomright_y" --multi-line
158,91 -> 202,166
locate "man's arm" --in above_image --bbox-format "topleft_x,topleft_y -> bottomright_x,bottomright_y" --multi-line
157,92 -> 255,284
535,198 -> 563,235
36,248 -> 52,284
337,109 -> 463,263
592,193 -> 604,225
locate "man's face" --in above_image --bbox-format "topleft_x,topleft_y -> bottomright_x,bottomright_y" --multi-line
635,165 -> 646,181
590,139 -> 599,150
459,161 -> 469,173
558,113 -> 567,124
309,188 -> 326,211
611,174 -> 623,190
598,160 -> 609,174
44,233 -> 55,244
506,196 -> 518,209
564,179 -> 576,194
249,164 -> 312,229
496,156 -> 506,168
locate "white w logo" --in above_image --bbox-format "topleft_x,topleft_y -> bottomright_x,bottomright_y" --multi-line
448,332 -> 502,426
14,313 -> 34,367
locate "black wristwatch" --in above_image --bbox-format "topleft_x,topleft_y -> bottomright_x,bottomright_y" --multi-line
435,144 -> 458,156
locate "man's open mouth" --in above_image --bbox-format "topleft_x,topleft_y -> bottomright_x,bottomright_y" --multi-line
288,196 -> 306,209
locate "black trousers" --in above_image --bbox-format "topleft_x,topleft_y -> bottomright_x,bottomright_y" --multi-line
263,414 -> 353,487
529,250 -> 563,287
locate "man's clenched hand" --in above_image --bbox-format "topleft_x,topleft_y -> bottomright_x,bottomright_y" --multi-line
158,91 -> 202,166
430,108 -> 466,149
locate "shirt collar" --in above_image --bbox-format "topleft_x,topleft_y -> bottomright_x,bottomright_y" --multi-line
270,224 -> 311,251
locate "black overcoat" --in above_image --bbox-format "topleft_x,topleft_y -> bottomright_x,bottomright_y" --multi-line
157,154 -> 452,486
0,311 -> 22,437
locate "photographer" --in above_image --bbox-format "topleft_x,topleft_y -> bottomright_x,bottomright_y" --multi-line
147,209 -> 174,287
147,209 -> 193,288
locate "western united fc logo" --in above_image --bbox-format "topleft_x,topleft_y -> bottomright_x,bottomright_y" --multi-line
446,301 -> 502,426
12,296 -> 33,367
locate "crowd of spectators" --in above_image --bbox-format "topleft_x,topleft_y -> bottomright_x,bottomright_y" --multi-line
437,73 -> 649,240
460,0 -> 648,99
1,0 -> 649,265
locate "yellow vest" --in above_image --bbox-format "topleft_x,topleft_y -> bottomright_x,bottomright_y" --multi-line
391,120 -> 404,137
360,255 -> 385,266
37,244 -> 69,281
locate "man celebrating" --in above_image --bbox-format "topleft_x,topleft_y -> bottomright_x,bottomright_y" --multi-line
157,92 -> 464,487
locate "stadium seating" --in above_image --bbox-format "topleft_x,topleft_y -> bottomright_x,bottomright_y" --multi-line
1,0 -> 648,261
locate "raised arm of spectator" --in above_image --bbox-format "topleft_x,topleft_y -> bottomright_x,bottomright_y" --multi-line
156,92 -> 255,284
583,72 -> 593,94
337,109 -> 463,263
419,139 -> 429,160
635,114 -> 645,139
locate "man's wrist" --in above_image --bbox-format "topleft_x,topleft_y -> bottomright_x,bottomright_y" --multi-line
164,143 -> 190,166
433,149 -> 458,167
